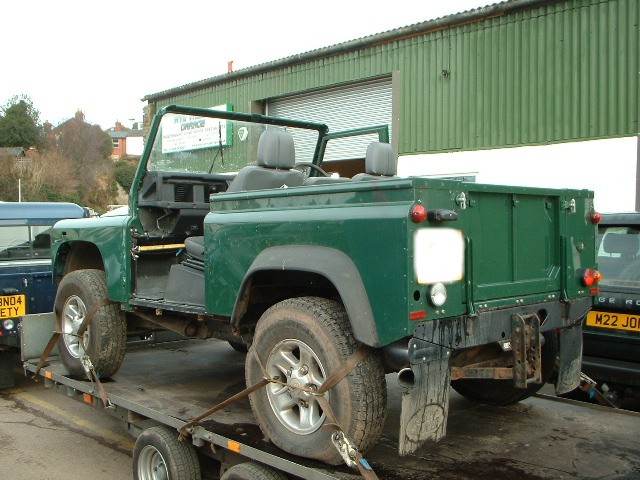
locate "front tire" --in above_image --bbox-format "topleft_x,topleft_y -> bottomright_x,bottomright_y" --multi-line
55,269 -> 126,378
451,331 -> 558,406
246,297 -> 386,465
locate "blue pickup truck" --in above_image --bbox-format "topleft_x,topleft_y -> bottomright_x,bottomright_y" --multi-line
0,202 -> 87,387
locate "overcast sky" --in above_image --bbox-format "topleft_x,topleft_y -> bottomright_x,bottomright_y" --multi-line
2,0 -> 488,130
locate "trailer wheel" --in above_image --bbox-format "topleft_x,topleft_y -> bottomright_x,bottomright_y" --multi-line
133,426 -> 201,480
451,331 -> 558,406
221,462 -> 287,480
246,297 -> 387,465
55,269 -> 126,378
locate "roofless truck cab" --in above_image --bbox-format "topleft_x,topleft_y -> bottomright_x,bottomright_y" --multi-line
49,105 -> 600,465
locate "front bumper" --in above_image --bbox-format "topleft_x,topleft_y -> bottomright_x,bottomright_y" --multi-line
582,355 -> 640,388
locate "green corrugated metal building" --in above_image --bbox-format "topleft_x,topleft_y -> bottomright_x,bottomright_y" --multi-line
143,0 -> 639,211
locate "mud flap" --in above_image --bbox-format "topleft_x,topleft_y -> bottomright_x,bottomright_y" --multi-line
399,338 -> 451,455
555,324 -> 583,395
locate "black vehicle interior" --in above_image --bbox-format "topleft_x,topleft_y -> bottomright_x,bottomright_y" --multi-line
131,132 -> 398,309
137,170 -> 233,238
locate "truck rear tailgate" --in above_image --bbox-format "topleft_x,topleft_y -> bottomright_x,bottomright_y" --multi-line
459,184 -> 594,303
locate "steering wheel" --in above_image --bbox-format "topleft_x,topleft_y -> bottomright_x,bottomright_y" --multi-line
293,162 -> 331,178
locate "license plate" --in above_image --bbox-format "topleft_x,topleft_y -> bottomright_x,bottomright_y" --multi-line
586,311 -> 640,333
0,294 -> 26,319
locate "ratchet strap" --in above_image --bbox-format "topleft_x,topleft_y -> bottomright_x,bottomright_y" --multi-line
579,372 -> 618,408
316,394 -> 379,480
179,345 -> 379,479
317,345 -> 371,394
178,377 -> 271,436
32,299 -> 115,408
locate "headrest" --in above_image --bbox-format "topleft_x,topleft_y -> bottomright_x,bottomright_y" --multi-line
365,142 -> 397,176
603,233 -> 639,256
257,129 -> 295,169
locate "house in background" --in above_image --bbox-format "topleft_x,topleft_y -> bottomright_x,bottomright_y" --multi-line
0,147 -> 26,159
45,111 -> 108,153
0,147 -> 29,171
42,112 -> 144,161
107,120 -> 143,160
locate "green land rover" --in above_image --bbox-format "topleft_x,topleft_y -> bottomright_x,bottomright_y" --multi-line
48,105 -> 599,464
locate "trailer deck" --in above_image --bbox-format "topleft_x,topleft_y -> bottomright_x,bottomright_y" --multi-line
23,335 -> 640,480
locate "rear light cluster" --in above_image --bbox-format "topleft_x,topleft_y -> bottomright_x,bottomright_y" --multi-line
581,268 -> 602,294
411,204 -> 427,223
411,204 -> 459,223
590,212 -> 602,224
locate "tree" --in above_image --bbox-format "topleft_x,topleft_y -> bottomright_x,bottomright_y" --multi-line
114,155 -> 138,193
24,149 -> 82,203
53,112 -> 116,210
0,95 -> 42,149
0,101 -> 122,211
0,156 -> 21,201
0,149 -> 82,204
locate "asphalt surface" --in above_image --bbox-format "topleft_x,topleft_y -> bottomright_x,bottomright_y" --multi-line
3,342 -> 640,480
0,353 -> 132,480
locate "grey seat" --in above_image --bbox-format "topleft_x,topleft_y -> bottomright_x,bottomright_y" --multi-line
303,176 -> 351,186
600,233 -> 640,281
603,233 -> 640,258
182,235 -> 205,271
184,236 -> 205,260
352,142 -> 397,181
226,129 -> 304,192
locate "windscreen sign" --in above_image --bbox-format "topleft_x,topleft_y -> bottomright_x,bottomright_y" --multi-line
161,104 -> 233,153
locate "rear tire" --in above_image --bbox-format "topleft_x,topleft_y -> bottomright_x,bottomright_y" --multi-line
451,331 -> 558,406
246,297 -> 386,465
55,269 -> 126,378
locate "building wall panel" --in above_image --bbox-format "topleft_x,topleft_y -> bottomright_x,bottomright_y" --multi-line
148,0 -> 637,155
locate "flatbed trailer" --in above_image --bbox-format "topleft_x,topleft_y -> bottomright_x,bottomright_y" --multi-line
21,314 -> 640,480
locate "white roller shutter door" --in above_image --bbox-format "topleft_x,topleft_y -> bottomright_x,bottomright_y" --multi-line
267,77 -> 392,163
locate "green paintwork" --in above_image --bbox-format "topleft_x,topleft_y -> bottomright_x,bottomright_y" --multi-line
204,177 -> 595,346
51,215 -> 132,302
